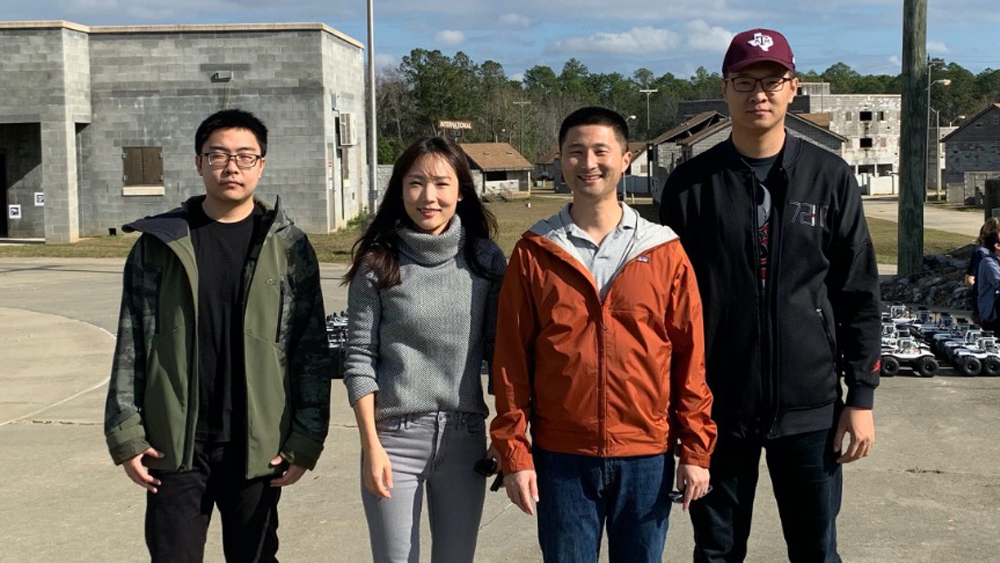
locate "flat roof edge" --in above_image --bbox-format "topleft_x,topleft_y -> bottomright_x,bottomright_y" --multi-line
0,20 -> 364,49
0,20 -> 90,33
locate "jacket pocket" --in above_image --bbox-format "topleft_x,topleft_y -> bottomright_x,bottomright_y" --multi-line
817,308 -> 837,361
275,277 -> 293,344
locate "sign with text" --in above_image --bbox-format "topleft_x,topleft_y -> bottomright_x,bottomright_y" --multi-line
437,120 -> 473,130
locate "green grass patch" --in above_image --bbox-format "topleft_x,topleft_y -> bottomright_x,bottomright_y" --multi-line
866,217 -> 973,264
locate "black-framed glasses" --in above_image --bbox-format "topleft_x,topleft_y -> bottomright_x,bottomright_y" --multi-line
201,152 -> 262,169
725,76 -> 792,93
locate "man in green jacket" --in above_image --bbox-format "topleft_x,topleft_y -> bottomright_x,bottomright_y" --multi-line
104,109 -> 332,562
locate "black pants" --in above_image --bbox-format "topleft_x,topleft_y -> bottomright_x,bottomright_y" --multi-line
146,441 -> 281,563
690,428 -> 842,563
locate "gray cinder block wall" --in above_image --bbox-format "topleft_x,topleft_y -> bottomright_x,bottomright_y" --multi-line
0,21 -> 367,241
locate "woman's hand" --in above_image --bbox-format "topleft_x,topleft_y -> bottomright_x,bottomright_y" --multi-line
363,442 -> 394,498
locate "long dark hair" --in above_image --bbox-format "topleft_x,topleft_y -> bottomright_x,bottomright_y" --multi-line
343,137 -> 499,289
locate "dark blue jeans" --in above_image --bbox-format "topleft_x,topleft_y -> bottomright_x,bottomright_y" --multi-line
690,428 -> 843,563
534,447 -> 675,563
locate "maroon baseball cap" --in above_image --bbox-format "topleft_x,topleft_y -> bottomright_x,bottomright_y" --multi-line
722,29 -> 795,75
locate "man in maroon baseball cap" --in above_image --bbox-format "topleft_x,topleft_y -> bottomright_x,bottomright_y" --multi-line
660,27 -> 880,563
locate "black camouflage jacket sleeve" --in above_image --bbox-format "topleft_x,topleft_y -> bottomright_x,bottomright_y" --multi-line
104,238 -> 153,464
279,234 -> 333,470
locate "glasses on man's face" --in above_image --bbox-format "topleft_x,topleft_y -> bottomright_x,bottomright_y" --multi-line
726,76 -> 792,93
202,152 -> 262,169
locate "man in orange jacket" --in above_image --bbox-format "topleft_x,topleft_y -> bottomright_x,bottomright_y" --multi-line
490,106 -> 717,563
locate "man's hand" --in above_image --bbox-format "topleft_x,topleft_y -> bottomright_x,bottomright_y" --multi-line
360,444 -> 393,498
503,470 -> 539,515
123,447 -> 164,493
269,454 -> 308,487
675,464 -> 711,511
834,407 -> 875,464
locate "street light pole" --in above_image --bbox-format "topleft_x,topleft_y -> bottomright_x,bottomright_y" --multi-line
639,89 -> 657,196
624,115 -> 636,202
926,70 -> 950,200
366,0 -> 378,215
513,100 -> 530,154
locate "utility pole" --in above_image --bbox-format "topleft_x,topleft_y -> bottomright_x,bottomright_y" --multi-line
639,89 -> 658,196
366,0 -> 378,215
513,100 -> 531,154
898,0 -> 928,277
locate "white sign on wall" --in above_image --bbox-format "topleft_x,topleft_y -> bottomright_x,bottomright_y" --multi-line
8,204 -> 21,219
34,192 -> 44,206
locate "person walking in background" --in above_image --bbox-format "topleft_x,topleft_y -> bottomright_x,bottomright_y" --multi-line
976,230 -> 1000,332
965,217 -> 1000,322
491,106 -> 716,563
104,109 -> 332,562
342,137 -> 506,563
660,29 -> 881,563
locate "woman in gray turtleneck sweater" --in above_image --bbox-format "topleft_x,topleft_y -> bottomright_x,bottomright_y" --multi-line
342,137 -> 506,563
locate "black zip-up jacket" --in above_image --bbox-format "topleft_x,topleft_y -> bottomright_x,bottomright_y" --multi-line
659,136 -> 880,440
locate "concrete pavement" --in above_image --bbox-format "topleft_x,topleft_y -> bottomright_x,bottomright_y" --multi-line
2,257 -> 999,562
862,196 -> 982,240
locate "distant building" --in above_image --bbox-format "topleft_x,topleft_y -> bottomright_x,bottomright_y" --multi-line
651,113 -> 846,203
942,103 -> 1000,204
650,111 -> 728,176
460,142 -> 532,197
0,21 -> 367,242
535,146 -> 560,183
676,81 -> 901,189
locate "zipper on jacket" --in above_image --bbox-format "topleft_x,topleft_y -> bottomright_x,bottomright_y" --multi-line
764,168 -> 788,439
241,207 -> 281,477
747,172 -> 769,437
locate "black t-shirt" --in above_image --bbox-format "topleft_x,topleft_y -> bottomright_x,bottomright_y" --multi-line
743,154 -> 779,287
188,202 -> 263,442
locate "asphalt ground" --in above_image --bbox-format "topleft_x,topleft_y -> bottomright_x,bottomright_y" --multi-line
1,198 -> 997,562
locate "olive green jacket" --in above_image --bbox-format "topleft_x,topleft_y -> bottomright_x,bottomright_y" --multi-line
104,195 -> 331,478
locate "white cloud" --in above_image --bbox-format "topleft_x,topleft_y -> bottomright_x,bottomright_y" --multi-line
510,71 -> 526,82
435,29 -> 466,46
684,20 -> 734,52
550,26 -> 681,55
927,40 -> 950,54
374,53 -> 397,70
499,13 -> 531,28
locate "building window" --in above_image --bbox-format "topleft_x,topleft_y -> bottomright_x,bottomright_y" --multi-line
845,111 -> 853,122
860,138 -> 874,149
122,147 -> 164,196
860,111 -> 873,122
879,111 -> 886,121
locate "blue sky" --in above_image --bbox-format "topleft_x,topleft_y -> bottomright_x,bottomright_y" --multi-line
7,1 -> 999,79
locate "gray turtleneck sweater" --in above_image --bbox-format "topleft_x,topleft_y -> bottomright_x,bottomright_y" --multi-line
343,216 -> 507,420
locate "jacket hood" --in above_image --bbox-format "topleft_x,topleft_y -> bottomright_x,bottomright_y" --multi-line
527,202 -> 678,265
123,195 -> 288,242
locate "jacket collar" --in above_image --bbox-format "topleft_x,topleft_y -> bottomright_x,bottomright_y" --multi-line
123,194 -> 286,242
722,132 -> 802,172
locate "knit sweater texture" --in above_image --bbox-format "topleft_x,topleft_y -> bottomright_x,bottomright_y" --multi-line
343,216 -> 506,420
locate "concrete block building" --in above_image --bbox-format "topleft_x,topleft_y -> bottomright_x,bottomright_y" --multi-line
0,21 -> 367,242
942,103 -> 1000,204
676,82 -> 901,184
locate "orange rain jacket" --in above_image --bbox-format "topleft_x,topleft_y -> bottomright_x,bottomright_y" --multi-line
490,212 -> 717,474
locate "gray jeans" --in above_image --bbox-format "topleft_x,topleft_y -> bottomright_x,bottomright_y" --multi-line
362,411 -> 487,563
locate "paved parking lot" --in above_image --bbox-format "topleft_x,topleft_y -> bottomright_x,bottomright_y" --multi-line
1,257 -> 998,562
